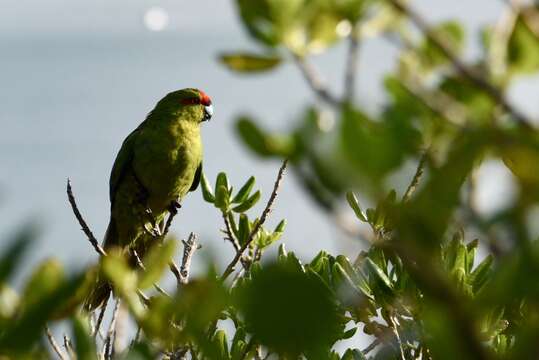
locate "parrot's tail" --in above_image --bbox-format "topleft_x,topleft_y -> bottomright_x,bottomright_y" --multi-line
83,219 -> 117,312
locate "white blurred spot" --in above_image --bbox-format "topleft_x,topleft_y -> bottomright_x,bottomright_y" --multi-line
143,7 -> 169,32
473,160 -> 518,217
317,110 -> 335,132
336,20 -> 352,37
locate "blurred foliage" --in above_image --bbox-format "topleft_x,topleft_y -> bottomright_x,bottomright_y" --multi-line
4,0 -> 539,359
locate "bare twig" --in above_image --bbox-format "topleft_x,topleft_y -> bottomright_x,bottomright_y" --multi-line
222,212 -> 241,251
45,326 -> 67,360
362,338 -> 381,355
292,54 -> 341,107
93,301 -> 108,338
388,0 -> 533,129
221,160 -> 288,280
63,335 -> 75,359
179,233 -> 200,284
66,179 -> 107,257
344,29 -> 361,101
103,299 -> 121,360
402,152 -> 428,202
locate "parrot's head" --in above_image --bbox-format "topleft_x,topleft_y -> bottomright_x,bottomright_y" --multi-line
154,88 -> 213,124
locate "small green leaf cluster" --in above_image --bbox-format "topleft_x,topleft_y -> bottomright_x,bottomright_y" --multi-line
202,172 -> 285,252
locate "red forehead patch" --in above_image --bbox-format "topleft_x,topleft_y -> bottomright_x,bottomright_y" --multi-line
199,90 -> 212,106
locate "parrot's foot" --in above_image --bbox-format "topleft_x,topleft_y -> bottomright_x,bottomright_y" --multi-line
168,200 -> 182,216
143,208 -> 161,237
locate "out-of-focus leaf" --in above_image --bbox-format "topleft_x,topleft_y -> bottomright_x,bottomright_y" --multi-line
0,226 -> 34,284
212,330 -> 230,360
439,76 -> 495,124
232,176 -> 256,204
0,284 -> 18,322
236,116 -> 296,158
232,190 -> 261,213
341,348 -> 367,360
219,52 -> 282,73
340,105 -> 417,182
508,9 -> 539,75
418,21 -> 465,69
0,272 -> 86,353
138,239 -> 178,289
102,250 -> 144,318
237,262 -> 341,355
21,259 -> 64,310
469,255 -> 494,294
72,315 -> 96,360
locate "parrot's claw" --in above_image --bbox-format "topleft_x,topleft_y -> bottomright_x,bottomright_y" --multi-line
168,200 -> 182,216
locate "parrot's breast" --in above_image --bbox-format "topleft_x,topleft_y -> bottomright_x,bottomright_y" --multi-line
133,123 -> 202,213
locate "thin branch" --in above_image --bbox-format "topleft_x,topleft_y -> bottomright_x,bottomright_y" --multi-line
344,29 -> 361,101
93,301 -> 108,338
178,233 -> 200,284
103,299 -> 121,360
63,335 -> 75,359
362,338 -> 381,355
66,179 -> 106,257
45,326 -> 67,360
222,212 -> 241,252
221,160 -> 288,281
387,0 -> 534,129
402,152 -> 428,202
292,54 -> 341,107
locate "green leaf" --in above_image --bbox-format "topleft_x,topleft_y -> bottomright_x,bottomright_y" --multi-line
346,192 -> 367,222
418,20 -> 465,69
212,330 -> 230,360
470,255 -> 494,293
466,239 -> 479,274
365,258 -> 393,292
232,176 -> 256,204
237,262 -> 340,355
219,52 -> 282,73
342,348 -> 367,360
232,190 -> 261,213
21,259 -> 65,310
0,226 -> 34,284
215,185 -> 230,211
0,272 -> 86,352
274,219 -> 286,233
102,252 -> 144,318
508,10 -> 539,75
0,285 -> 19,321
238,214 -> 251,246
138,240 -> 178,289
336,255 -> 373,299
72,315 -> 97,360
201,172 -> 215,203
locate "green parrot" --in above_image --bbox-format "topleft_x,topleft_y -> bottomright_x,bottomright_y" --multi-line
85,88 -> 213,311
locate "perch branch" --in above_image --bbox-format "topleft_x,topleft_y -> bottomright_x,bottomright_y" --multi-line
222,212 -> 241,251
103,299 -> 121,360
221,160 -> 288,280
66,179 -> 106,257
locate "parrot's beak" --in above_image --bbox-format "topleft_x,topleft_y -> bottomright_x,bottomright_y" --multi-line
203,104 -> 213,121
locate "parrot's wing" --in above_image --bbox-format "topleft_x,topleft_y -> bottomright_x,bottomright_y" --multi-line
189,162 -> 202,192
109,125 -> 143,204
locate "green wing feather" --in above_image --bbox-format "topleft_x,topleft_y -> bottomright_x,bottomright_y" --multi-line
189,162 -> 202,192
109,124 -> 144,204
